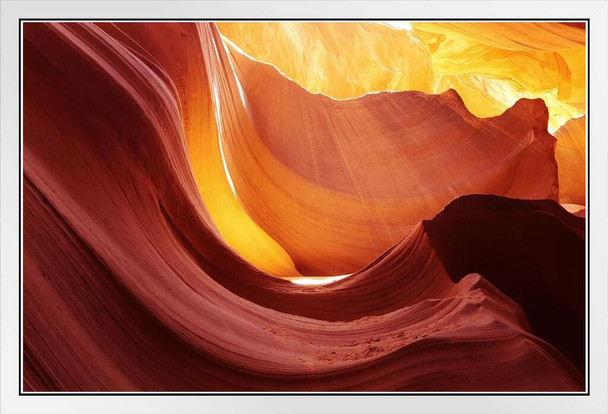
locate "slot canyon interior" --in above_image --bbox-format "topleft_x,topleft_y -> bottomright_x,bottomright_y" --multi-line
22,21 -> 586,391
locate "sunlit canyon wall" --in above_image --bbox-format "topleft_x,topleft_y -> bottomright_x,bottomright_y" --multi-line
23,21 -> 586,391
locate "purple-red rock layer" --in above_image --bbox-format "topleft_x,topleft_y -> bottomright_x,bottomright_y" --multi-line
22,22 -> 585,391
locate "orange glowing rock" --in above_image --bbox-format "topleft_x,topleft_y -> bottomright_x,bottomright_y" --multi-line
216,22 -> 435,99
97,23 -> 300,277
210,27 -> 559,276
218,22 -> 586,132
26,22 -> 581,280
412,22 -> 586,132
555,115 -> 586,205
95,23 -> 565,277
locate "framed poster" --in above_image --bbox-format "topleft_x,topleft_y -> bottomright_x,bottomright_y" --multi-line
1,1 -> 606,413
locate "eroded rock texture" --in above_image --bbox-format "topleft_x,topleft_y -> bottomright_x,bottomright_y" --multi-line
219,21 -> 586,132
23,21 -> 586,392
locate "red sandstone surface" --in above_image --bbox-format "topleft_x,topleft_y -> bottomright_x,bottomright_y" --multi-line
22,22 -> 586,391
